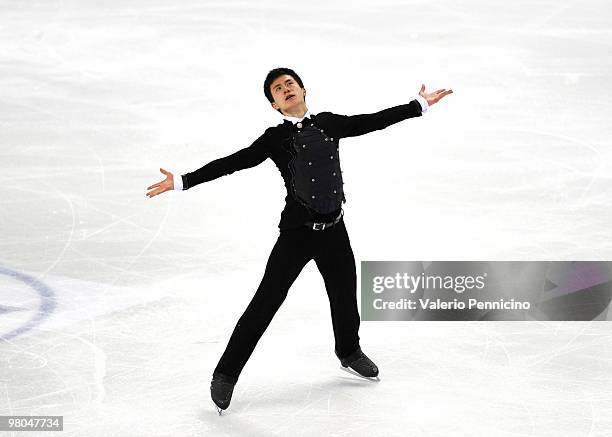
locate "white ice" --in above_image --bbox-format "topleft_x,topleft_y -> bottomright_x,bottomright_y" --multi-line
1,0 -> 612,435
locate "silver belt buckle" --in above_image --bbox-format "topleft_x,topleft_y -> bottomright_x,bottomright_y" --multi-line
312,222 -> 326,231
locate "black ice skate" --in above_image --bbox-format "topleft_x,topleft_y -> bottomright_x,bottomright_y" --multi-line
338,347 -> 380,382
210,373 -> 237,415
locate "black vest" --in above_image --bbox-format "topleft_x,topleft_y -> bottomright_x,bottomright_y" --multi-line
287,117 -> 345,214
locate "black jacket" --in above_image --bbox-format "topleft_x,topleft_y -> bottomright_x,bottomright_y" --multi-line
181,100 -> 423,230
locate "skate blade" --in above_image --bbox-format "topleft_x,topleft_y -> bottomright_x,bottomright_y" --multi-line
340,366 -> 380,382
213,402 -> 224,416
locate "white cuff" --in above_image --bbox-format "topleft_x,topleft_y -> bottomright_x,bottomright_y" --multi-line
173,173 -> 183,190
414,95 -> 428,114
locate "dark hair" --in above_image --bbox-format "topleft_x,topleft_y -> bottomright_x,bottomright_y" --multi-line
263,67 -> 305,113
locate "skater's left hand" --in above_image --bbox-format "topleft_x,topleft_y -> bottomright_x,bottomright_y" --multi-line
419,84 -> 453,106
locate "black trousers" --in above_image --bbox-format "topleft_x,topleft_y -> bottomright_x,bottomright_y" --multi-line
213,217 -> 361,383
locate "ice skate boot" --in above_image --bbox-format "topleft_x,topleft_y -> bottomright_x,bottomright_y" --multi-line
210,373 -> 236,415
338,347 -> 380,382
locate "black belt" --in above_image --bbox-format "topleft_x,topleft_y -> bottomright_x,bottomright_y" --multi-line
304,209 -> 344,231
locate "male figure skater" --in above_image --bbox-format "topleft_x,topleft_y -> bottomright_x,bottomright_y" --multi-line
146,67 -> 452,414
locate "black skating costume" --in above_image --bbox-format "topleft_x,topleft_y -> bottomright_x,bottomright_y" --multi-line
179,100 -> 424,387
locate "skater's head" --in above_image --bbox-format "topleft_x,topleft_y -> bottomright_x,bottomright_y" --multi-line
264,68 -> 307,116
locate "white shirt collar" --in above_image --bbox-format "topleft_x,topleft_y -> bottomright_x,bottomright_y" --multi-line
282,109 -> 312,124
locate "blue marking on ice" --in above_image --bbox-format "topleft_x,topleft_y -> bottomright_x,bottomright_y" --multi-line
0,265 -> 57,341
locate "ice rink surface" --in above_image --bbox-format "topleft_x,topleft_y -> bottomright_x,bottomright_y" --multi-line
1,0 -> 612,435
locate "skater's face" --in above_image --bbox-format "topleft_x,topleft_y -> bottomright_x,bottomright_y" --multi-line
270,74 -> 307,115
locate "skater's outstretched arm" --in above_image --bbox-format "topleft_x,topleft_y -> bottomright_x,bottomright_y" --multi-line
145,129 -> 271,197
325,84 -> 453,139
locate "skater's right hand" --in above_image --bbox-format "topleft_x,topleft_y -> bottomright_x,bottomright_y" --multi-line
146,168 -> 175,198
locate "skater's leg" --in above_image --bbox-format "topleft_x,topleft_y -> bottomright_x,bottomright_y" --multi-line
214,228 -> 312,381
312,219 -> 361,360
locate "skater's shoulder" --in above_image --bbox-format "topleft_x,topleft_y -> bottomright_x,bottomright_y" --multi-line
264,121 -> 292,136
313,110 -> 337,116
312,110 -> 341,122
